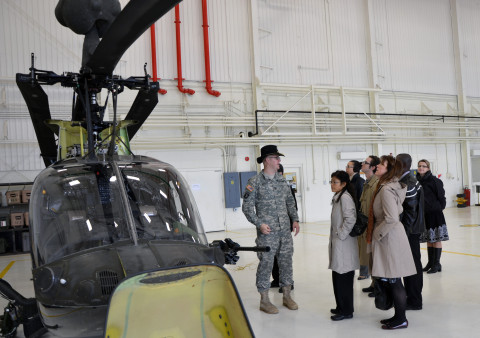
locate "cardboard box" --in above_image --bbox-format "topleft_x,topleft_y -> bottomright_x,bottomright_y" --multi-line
24,212 -> 29,226
6,191 -> 21,205
10,213 -> 24,227
21,190 -> 31,204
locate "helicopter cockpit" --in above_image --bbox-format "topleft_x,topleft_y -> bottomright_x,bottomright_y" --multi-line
29,156 -> 209,267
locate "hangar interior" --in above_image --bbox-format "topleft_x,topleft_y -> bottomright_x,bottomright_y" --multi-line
1,0 -> 480,337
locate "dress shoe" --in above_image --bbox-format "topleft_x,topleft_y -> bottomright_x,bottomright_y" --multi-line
270,280 -> 279,288
381,320 -> 408,330
331,314 -> 353,321
368,292 -> 375,298
362,286 -> 374,293
330,308 -> 340,314
406,304 -> 422,310
380,317 -> 395,325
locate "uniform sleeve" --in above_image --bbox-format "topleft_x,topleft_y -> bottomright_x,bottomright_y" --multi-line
373,188 -> 401,241
241,177 -> 261,228
337,194 -> 356,240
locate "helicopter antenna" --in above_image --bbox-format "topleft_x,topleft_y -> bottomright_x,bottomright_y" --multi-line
107,85 -> 119,156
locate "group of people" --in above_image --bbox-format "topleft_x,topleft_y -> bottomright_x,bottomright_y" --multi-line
242,145 -> 449,331
329,154 -> 449,329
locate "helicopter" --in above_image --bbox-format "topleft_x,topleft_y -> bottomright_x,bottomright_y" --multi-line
0,0 -> 265,337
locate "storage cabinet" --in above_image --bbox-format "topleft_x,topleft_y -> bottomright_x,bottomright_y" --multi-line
0,227 -> 30,254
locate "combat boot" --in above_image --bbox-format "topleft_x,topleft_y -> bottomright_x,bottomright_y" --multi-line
260,291 -> 279,314
282,286 -> 298,310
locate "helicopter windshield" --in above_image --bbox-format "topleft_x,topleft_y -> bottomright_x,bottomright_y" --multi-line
30,157 -> 209,266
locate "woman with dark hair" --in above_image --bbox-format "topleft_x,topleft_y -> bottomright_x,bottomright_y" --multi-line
328,170 -> 359,321
416,159 -> 449,274
367,155 -> 416,330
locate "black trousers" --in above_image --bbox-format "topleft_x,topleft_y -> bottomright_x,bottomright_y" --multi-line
403,233 -> 423,307
332,270 -> 354,315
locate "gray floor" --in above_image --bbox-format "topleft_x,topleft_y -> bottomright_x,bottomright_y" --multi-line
2,207 -> 480,337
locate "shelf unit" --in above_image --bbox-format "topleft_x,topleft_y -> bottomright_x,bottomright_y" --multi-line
0,182 -> 32,254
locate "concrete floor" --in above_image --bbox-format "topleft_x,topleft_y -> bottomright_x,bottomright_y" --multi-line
2,206 -> 479,337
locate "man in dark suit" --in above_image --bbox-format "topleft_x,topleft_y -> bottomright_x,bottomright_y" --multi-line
346,160 -> 365,206
346,160 -> 366,279
396,153 -> 425,310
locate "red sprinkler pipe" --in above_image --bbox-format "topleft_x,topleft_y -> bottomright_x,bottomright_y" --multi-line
201,0 -> 221,97
174,5 -> 195,95
150,24 -> 167,95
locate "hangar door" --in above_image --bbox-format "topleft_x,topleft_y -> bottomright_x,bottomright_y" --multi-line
180,169 -> 225,232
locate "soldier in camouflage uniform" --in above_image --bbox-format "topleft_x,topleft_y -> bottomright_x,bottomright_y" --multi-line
242,145 -> 300,314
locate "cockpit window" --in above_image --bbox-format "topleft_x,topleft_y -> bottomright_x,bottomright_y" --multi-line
30,159 -> 208,266
120,164 -> 207,245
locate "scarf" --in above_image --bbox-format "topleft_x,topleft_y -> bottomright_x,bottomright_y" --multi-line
366,185 -> 382,244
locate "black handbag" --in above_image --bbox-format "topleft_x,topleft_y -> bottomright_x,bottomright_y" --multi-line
349,211 -> 368,237
374,279 -> 393,310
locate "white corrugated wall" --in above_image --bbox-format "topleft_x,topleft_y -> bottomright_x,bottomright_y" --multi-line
375,0 -> 456,94
1,0 -> 83,77
2,0 -> 472,93
257,0 -> 342,85
458,0 -> 480,97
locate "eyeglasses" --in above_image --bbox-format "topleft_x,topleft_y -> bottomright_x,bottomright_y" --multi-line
329,180 -> 341,185
418,165 -> 429,168
362,161 -> 371,165
267,156 -> 280,160
346,165 -> 354,169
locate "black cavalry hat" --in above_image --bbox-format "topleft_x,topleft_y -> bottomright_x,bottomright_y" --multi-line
257,145 -> 285,163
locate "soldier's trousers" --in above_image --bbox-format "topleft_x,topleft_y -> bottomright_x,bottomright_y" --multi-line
255,227 -> 294,292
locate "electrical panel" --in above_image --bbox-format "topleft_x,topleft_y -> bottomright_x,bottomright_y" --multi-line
223,172 -> 240,208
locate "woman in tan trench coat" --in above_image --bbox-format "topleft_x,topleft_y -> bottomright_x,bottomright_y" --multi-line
328,170 -> 359,321
367,155 -> 416,330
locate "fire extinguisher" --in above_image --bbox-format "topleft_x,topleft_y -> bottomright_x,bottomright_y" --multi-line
464,186 -> 471,207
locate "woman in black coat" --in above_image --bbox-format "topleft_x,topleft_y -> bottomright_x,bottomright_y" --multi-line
416,159 -> 449,274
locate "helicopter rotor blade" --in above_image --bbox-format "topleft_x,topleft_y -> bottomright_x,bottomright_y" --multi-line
124,87 -> 159,140
16,74 -> 57,167
84,0 -> 182,75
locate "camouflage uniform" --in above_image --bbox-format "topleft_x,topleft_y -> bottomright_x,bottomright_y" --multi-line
242,171 -> 299,292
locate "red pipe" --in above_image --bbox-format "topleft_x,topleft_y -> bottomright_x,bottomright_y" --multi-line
150,24 -> 167,95
201,0 -> 221,97
174,5 -> 195,95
